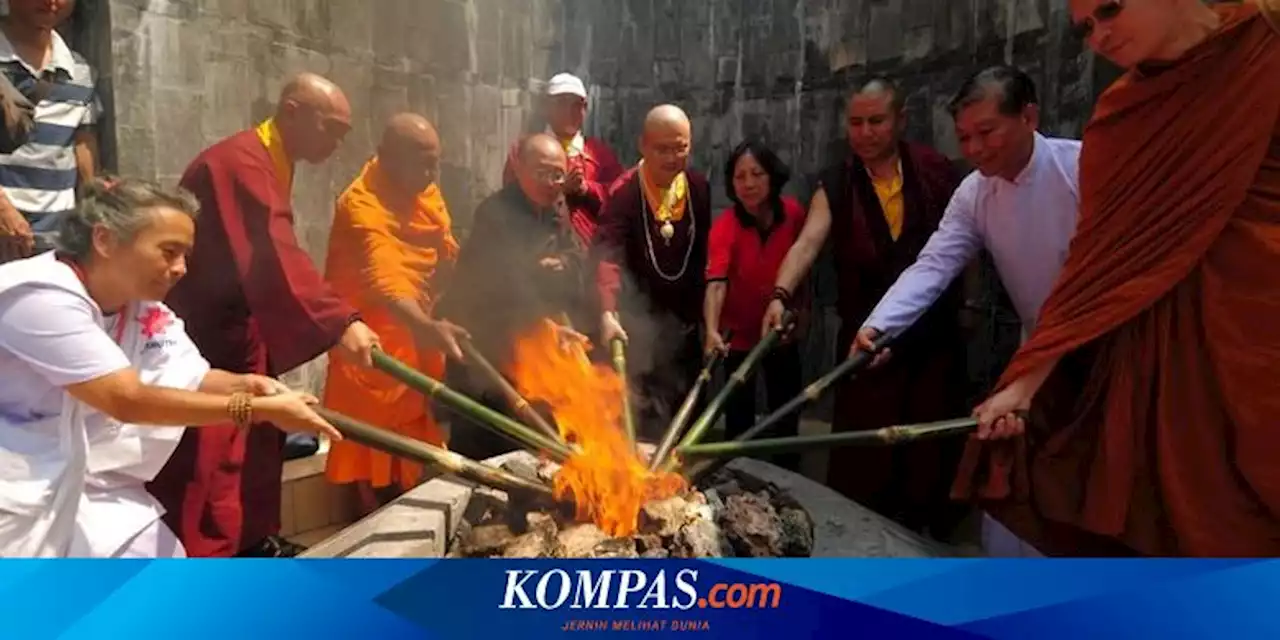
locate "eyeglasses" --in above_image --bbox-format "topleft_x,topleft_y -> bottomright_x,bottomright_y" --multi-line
533,168 -> 566,184
1071,0 -> 1124,40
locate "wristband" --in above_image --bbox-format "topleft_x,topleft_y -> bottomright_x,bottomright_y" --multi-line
770,287 -> 792,307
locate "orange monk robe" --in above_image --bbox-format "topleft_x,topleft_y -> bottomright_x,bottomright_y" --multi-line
952,3 -> 1280,557
323,157 -> 460,490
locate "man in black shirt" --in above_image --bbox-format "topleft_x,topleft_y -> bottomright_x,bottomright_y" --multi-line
435,133 -> 587,460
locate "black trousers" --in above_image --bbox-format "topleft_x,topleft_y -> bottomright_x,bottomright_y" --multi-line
721,342 -> 802,473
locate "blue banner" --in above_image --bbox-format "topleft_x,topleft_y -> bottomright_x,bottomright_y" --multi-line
2,559 -> 1277,639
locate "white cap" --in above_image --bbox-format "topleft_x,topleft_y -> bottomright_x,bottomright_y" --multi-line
546,73 -> 587,99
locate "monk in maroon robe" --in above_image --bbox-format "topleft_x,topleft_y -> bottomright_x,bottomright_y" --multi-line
765,79 -> 969,535
150,73 -> 380,558
501,72 -> 623,246
594,104 -> 710,442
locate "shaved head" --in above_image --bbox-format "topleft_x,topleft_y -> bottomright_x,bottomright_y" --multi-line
378,113 -> 442,195
381,113 -> 439,154
514,133 -> 568,208
643,104 -> 691,134
851,77 -> 905,113
278,72 -> 351,121
519,132 -> 564,163
846,76 -> 905,164
639,104 -> 692,186
274,72 -> 352,164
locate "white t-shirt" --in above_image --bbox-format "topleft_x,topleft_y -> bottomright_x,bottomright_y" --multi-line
0,280 -> 132,420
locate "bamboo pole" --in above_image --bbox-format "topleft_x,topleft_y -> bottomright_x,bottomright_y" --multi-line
458,337 -> 562,442
682,417 -> 978,482
316,408 -> 554,498
679,332 -> 891,478
371,350 -> 573,462
610,337 -> 637,445
648,331 -> 732,471
663,315 -> 793,471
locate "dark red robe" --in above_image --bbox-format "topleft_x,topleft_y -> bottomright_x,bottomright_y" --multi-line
593,167 -> 710,441
823,142 -> 969,534
502,136 -> 623,245
149,130 -> 357,558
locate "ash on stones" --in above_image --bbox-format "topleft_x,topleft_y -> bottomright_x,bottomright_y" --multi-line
449,459 -> 814,559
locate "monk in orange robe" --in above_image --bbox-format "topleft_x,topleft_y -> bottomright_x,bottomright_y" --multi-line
152,73 -> 381,558
323,114 -> 470,515
956,0 -> 1280,557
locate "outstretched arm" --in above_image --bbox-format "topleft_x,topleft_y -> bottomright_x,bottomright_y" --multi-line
774,187 -> 832,294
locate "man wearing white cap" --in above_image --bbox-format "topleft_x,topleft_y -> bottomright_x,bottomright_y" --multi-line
503,72 -> 622,247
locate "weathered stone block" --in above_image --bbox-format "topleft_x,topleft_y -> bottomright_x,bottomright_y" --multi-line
150,16 -> 207,89
152,87 -> 206,177
201,58 -> 259,139
326,0 -> 375,55
867,0 -> 904,63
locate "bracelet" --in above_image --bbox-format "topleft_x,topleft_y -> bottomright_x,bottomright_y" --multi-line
228,392 -> 253,429
770,287 -> 792,306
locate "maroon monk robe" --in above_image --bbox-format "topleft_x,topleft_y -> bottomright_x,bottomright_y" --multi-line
502,136 -> 623,245
822,142 -> 970,535
593,167 -> 710,441
149,130 -> 358,558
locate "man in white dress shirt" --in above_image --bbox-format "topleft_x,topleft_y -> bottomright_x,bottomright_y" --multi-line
851,66 -> 1083,556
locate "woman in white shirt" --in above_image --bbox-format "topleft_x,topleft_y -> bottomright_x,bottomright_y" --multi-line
0,176 -> 342,558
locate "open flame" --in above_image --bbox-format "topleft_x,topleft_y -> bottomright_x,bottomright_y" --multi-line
507,318 -> 686,537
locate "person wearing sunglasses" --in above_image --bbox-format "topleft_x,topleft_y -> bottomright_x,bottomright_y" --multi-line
433,133 -> 590,462
501,73 -> 624,251
957,0 -> 1280,557
0,0 -> 102,264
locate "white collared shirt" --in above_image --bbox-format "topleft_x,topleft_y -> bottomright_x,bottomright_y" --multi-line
864,133 -> 1082,337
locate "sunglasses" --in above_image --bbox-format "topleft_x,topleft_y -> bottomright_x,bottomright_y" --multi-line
1071,0 -> 1124,40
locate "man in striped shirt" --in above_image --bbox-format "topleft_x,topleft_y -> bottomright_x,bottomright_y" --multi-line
0,0 -> 99,263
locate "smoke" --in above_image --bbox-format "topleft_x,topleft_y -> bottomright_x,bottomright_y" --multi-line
606,268 -> 705,439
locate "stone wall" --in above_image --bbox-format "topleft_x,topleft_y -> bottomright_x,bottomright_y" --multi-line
75,0 -> 564,389
67,0 -> 1105,408
549,0 -> 1099,416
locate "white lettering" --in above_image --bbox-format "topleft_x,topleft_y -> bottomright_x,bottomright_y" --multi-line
671,569 -> 699,610
613,570 -> 648,609
637,569 -> 669,609
500,570 -> 538,609
535,569 -> 571,609
570,570 -> 614,609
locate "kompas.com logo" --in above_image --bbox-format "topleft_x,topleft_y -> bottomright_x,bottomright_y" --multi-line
499,568 -> 783,610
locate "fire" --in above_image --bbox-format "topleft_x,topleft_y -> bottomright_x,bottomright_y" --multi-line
507,318 -> 686,537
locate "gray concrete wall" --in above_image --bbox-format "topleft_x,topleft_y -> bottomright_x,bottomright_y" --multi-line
74,0 -> 1103,406
89,0 -> 564,389
549,0 -> 1098,417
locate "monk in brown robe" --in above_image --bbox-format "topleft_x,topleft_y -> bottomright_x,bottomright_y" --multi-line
593,105 -> 711,442
764,79 -> 968,535
323,114 -> 470,515
435,133 -> 585,460
957,0 -> 1280,557
151,73 -> 380,558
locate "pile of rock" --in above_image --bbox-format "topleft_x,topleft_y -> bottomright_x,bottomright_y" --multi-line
447,457 -> 814,559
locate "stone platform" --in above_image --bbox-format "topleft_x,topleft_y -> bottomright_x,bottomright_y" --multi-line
301,451 -> 959,558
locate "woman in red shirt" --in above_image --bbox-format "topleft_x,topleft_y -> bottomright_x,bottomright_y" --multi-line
703,140 -> 807,471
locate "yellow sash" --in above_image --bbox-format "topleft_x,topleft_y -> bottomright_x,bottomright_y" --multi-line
639,160 -> 687,223
255,118 -> 294,196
